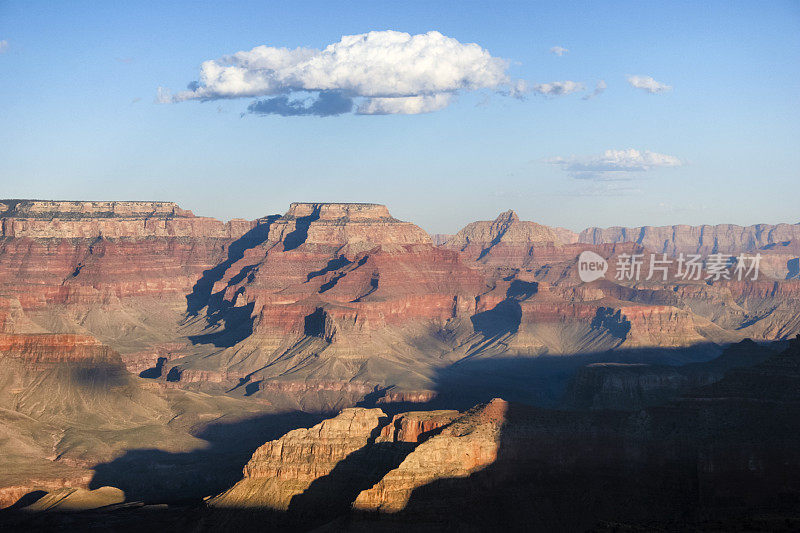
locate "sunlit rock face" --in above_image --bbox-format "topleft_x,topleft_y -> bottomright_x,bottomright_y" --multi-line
0,200 -> 253,239
209,406 -> 458,515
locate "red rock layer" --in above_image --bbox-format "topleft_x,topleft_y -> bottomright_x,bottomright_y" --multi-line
0,333 -> 118,363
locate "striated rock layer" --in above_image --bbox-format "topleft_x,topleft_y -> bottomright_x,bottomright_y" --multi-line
1,200 -> 799,412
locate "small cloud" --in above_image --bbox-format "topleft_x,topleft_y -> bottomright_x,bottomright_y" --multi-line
0,40 -> 8,54
131,97 -> 142,104
627,75 -> 672,94
546,148 -> 683,180
582,80 -> 607,100
550,46 -> 569,56
248,91 -> 354,117
531,80 -> 585,97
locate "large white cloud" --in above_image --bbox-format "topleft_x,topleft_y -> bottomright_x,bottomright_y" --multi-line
159,30 -> 514,115
627,75 -> 672,94
546,148 -> 683,180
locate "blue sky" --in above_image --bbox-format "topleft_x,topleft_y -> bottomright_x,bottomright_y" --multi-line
1,1 -> 798,233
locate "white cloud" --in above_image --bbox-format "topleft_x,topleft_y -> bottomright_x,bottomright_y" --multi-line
159,30 -> 513,115
0,40 -> 8,54
582,80 -> 607,100
627,75 -> 672,94
546,149 -> 683,180
550,46 -> 569,56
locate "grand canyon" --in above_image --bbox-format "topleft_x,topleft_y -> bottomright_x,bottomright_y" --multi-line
0,199 -> 798,531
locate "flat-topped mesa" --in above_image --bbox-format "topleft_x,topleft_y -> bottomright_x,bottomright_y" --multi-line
0,200 -> 253,239
270,202 -> 431,251
285,202 -> 395,221
0,200 -> 193,218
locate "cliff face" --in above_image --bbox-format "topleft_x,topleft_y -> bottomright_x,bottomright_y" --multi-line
211,408 -> 389,510
0,200 -> 252,239
208,407 -> 457,521
579,222 -> 800,256
0,200 -> 262,375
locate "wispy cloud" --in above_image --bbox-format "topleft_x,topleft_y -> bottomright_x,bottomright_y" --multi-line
549,46 -> 569,56
566,182 -> 643,197
582,80 -> 607,100
0,40 -> 8,54
532,80 -> 585,96
546,148 -> 683,180
509,80 -> 586,98
627,75 -> 672,94
158,30 -> 521,116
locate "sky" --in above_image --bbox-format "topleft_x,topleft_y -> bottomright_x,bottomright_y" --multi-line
1,1 -> 798,234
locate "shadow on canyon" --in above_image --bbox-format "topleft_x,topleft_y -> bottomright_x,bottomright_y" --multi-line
359,341 -> 743,416
186,218 -> 279,317
5,340 -> 799,532
87,410 -> 326,504
184,217 -> 281,348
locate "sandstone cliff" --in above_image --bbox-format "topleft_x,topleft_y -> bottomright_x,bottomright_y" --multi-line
209,407 -> 456,524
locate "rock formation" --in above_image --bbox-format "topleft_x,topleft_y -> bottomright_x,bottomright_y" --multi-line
201,338 -> 800,530
579,222 -> 800,256
208,407 -> 456,529
443,210 -> 577,265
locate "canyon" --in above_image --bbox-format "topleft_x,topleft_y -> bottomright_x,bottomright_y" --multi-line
0,200 -> 798,530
